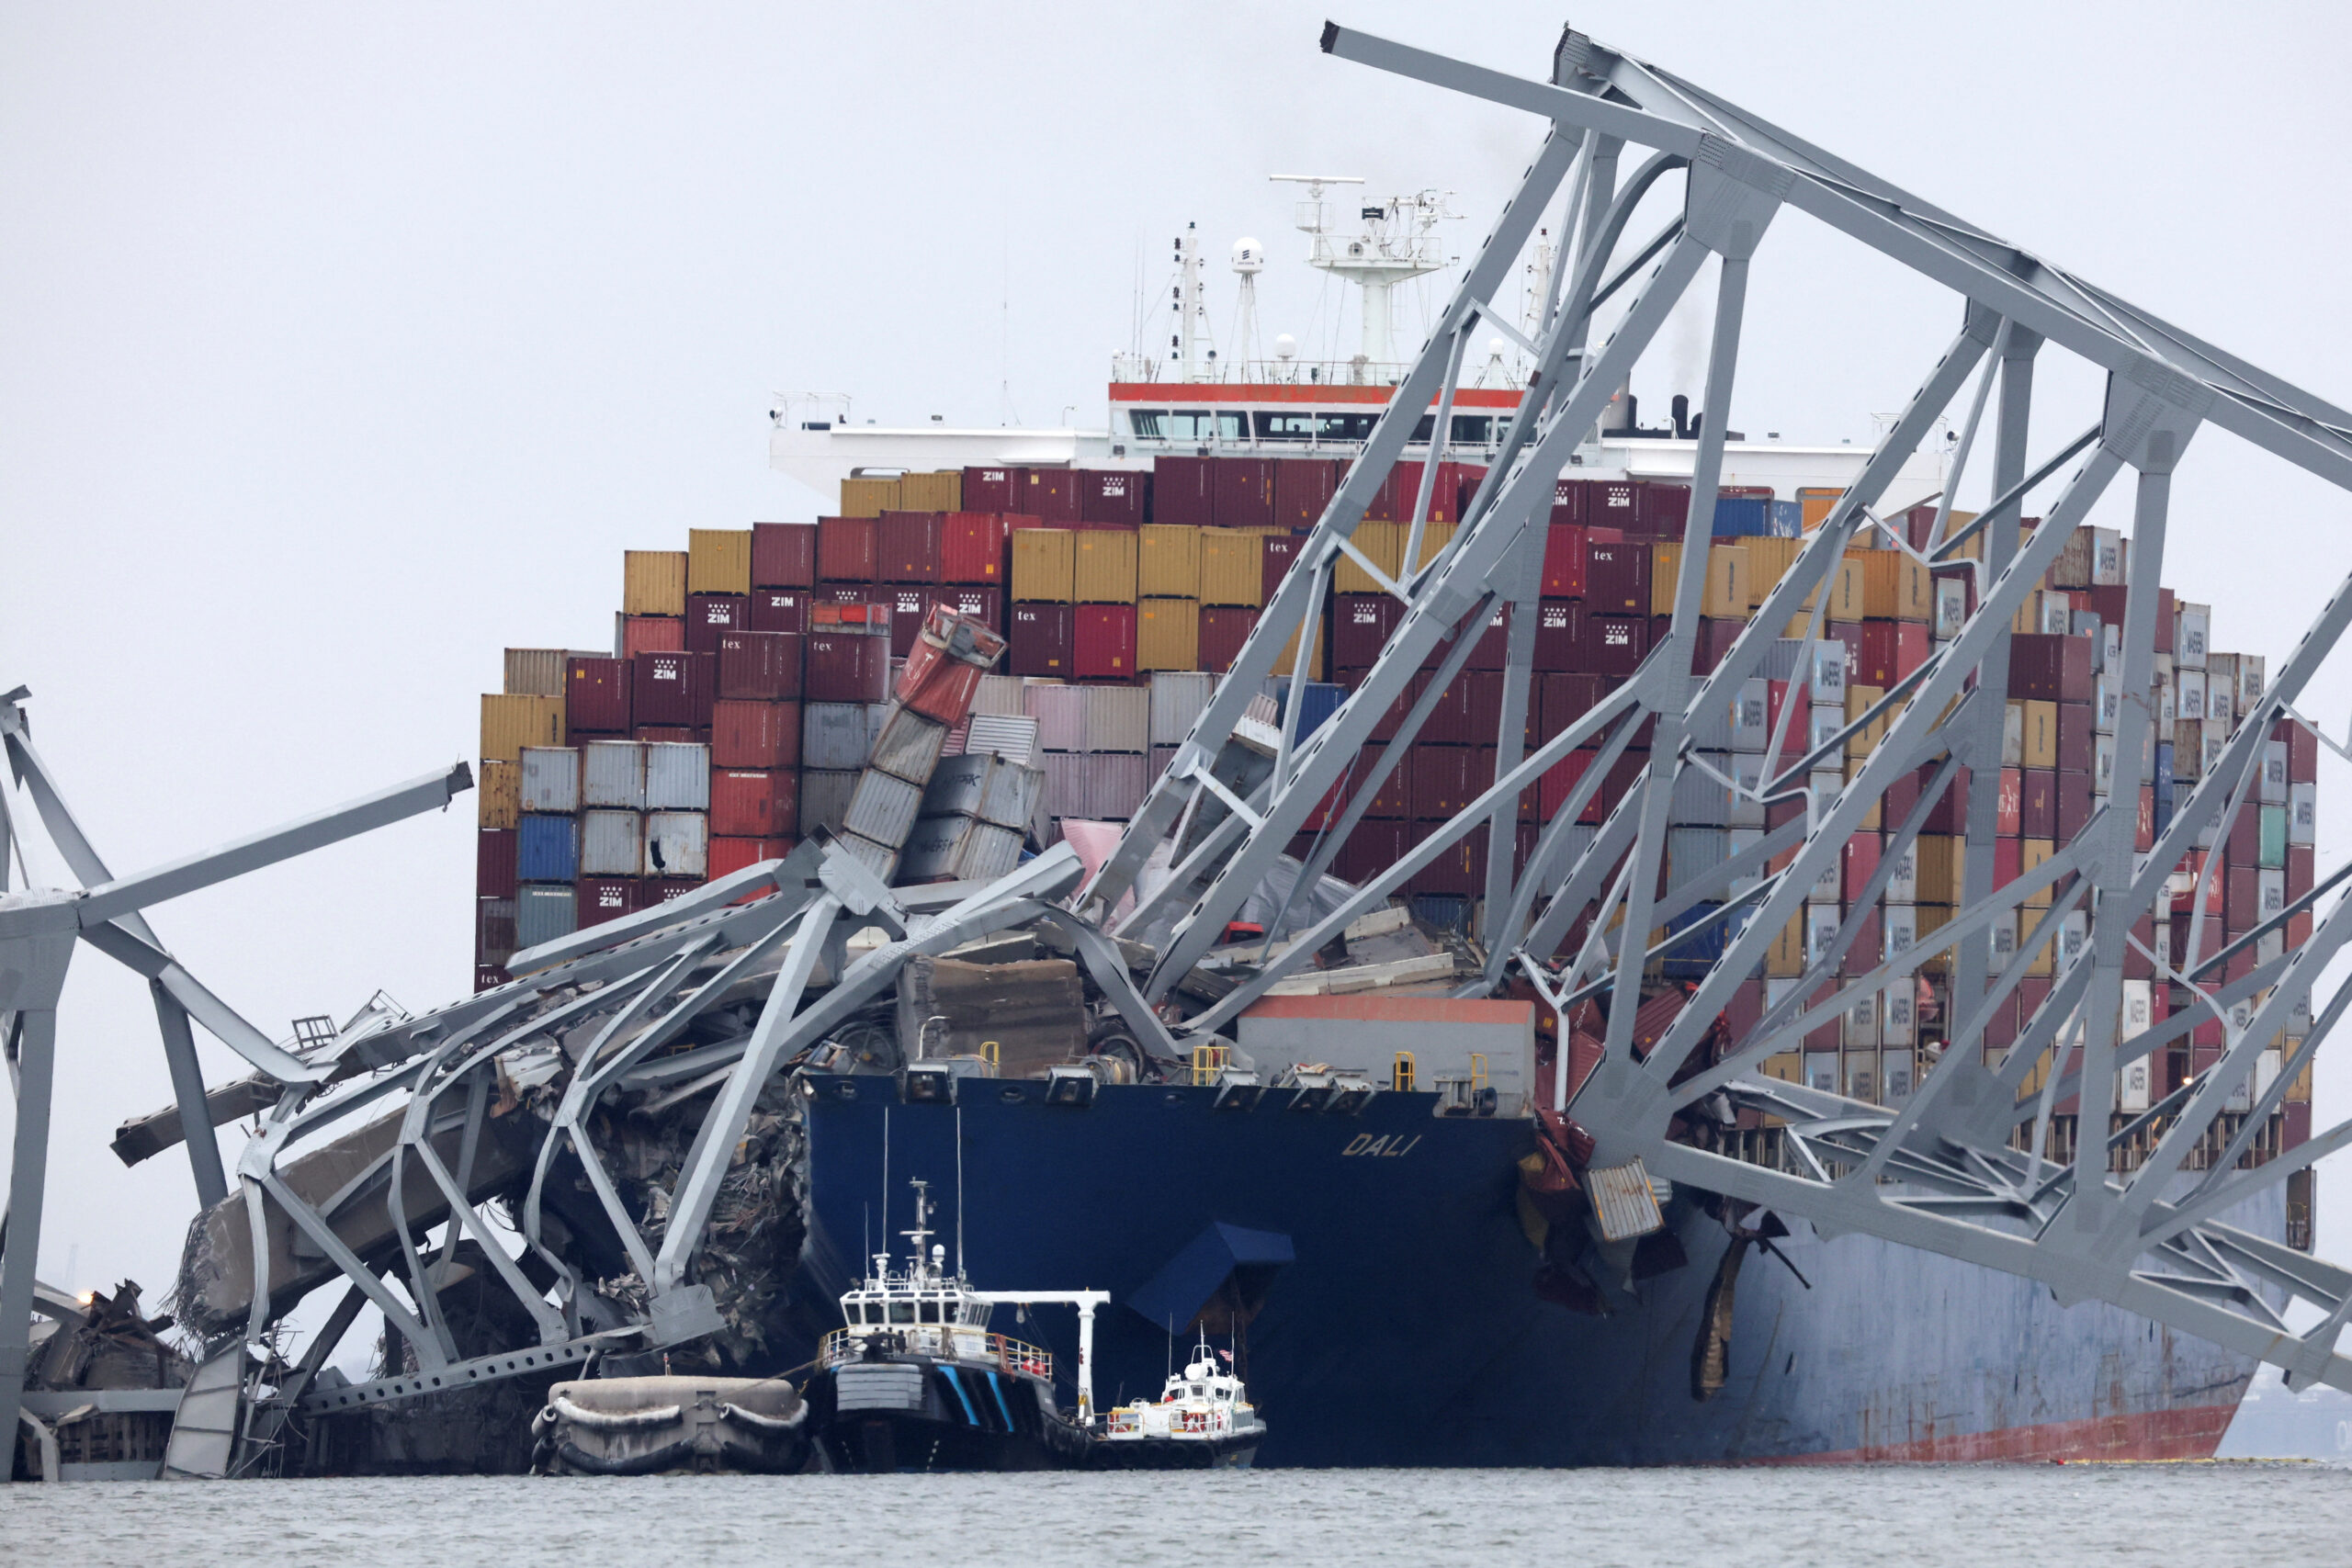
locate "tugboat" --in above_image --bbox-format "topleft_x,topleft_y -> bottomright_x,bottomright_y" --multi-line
800,1180 -> 1103,1472
1094,1331 -> 1267,1469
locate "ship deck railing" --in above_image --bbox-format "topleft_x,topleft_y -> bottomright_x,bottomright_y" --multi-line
820,1325 -> 1053,1382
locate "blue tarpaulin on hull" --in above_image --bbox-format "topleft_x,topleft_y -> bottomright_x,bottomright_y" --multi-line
1126,1222 -> 1295,1332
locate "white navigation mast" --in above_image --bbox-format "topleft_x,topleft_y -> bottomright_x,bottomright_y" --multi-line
1171,222 -> 1215,383
1272,175 -> 1457,375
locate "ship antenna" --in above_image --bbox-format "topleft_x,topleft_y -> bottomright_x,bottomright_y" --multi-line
956,1104 -> 967,1279
880,1107 -> 890,1261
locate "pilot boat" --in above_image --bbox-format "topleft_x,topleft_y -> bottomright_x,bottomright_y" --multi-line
799,1179 -> 1102,1472
1095,1331 -> 1266,1469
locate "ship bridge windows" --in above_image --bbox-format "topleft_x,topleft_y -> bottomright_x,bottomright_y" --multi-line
1252,410 -> 1378,444
888,1301 -> 915,1324
1410,412 -> 1498,445
1128,409 -> 1246,443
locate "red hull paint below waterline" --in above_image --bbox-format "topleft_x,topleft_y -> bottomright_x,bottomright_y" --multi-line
1755,1404 -> 2237,1465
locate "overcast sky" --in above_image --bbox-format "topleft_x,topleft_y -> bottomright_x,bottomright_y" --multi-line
6,1 -> 2351,1334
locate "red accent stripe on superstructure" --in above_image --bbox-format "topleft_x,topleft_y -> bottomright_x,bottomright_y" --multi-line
1106,382 -> 1528,409
1740,1403 -> 2239,1465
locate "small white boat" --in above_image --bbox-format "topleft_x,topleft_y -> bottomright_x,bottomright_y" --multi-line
1094,1331 -> 1264,1469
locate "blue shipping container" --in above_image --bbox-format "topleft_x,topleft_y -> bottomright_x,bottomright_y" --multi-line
517,813 -> 580,882
1713,498 -> 1769,537
1290,682 -> 1348,740
1768,500 -> 1803,536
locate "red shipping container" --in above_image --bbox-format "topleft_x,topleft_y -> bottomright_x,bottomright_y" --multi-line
2056,703 -> 2095,773
1588,615 -> 1649,676
566,656 -> 632,736
1586,479 -> 1635,531
710,768 -> 799,838
878,511 -> 945,581
816,515 -> 878,582
1335,820 -> 1413,885
477,828 -> 517,899
1922,767 -> 1970,834
938,584 -> 1003,633
888,588 -> 940,658
1010,603 -> 1075,677
1152,456 -> 1215,527
1894,621 -> 1930,679
1079,468 -> 1150,527
1342,667 -> 1419,744
1444,460 -> 1487,519
1209,457 -> 1273,529
2007,633 -> 2094,702
1332,593 -> 1400,668
1587,539 -> 1649,615
803,627 -> 891,701
632,649 -> 717,727
1419,671 -> 1479,746
576,875 -> 637,928
1855,622 -> 1899,688
1274,457 -> 1340,528
1261,533 -> 1304,601
1634,480 -> 1691,539
716,629 -> 802,701
747,589 -> 808,634
2278,716 -> 2318,783
898,637 -> 983,727
963,466 -> 1018,512
1537,750 -> 1604,824
1198,606 -> 1258,673
1076,604 -> 1138,679
1367,459 -> 1419,523
685,592 -> 748,655
1533,600 -> 1583,671
818,585 -> 877,610
2018,769 -> 2055,838
1408,834 -> 1486,897
623,615 -> 685,659
1698,617 -> 1742,674
1991,835 -> 2020,890
634,725 -> 708,744
942,513 -> 1007,584
1542,524 -> 1589,597
751,521 -> 817,588
1548,477 -> 1588,526
1363,755 -> 1411,818
1540,671 -> 1603,740
1843,832 -> 1882,903
1017,467 -> 1081,522
1458,602 -> 1510,671
711,698 -> 800,768
1996,767 -> 2022,836
708,835 -> 795,883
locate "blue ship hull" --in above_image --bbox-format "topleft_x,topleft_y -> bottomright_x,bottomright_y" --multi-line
792,1076 -> 2264,1465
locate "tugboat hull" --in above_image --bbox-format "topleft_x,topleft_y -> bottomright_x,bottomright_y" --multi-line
1091,1434 -> 1260,1470
804,1359 -> 1090,1473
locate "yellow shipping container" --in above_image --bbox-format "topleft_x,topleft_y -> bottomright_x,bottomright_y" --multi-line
623,550 -> 687,616
2289,1063 -> 2314,1102
479,758 -> 520,829
503,648 -> 568,696
2020,700 -> 2058,769
1844,683 -> 1887,759
1798,487 -> 1841,531
481,694 -> 565,763
1138,525 -> 1201,598
1011,529 -> 1077,603
1769,914 -> 1806,977
1274,617 -> 1326,681
1861,550 -> 1930,622
1743,536 -> 1802,611
1703,544 -> 1749,620
1914,834 -> 1962,905
1842,756 -> 1882,830
899,470 -> 963,512
2019,838 -> 2055,909
1408,521 -> 1454,575
1333,521 -> 1405,593
1650,542 -> 1680,615
1828,553 -> 1870,622
840,476 -> 899,517
687,528 -> 753,595
1073,529 -> 1139,603
1199,529 -> 1264,607
1136,598 -> 1200,671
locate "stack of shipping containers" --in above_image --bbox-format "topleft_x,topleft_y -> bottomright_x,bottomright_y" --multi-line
469,451 -> 2317,1219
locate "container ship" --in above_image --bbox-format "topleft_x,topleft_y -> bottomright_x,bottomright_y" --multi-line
431,181 -> 2324,1467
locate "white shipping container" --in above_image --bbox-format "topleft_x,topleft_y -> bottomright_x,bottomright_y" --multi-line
2038,595 -> 2070,636
1883,841 -> 1918,903
2089,525 -> 2124,586
514,884 -> 577,950
2175,602 -> 2210,668
1080,752 -> 1149,819
871,704 -> 949,785
518,746 -> 581,814
1882,903 -> 1918,964
643,811 -> 708,878
2290,781 -> 2317,846
1668,827 -> 1728,885
1808,642 -> 1847,704
801,769 -> 860,836
1726,755 -> 1764,830
971,673 -> 1026,716
966,714 -> 1040,765
1932,576 -> 1967,640
1670,759 -> 1732,829
899,815 -> 1025,884
835,830 -> 899,884
939,718 -> 969,759
865,703 -> 892,756
2059,909 -> 2089,971
1843,1053 -> 1878,1104
1149,671 -> 1216,747
1985,908 -> 2018,971
1024,682 -> 1088,751
2095,674 -> 2120,735
1841,990 -> 1880,1048
2240,653 -> 2266,713
1882,981 -> 1917,1045
1882,1049 -> 1916,1104
1804,1051 -> 1838,1097
643,743 -> 710,811
2177,670 -> 2206,722
803,704 -> 872,771
2207,667 -> 2236,729
2001,702 -> 2023,767
1725,828 -> 1764,897
1804,904 -> 1840,968
922,752 -> 994,818
845,770 -> 924,849
1042,752 -> 1087,818
580,739 -> 646,809
2261,739 -> 2290,805
1729,678 -> 1770,754
983,761 -> 1044,829
2093,734 -> 2117,796
2157,674 -> 2176,727
1082,684 -> 1151,754
2259,868 -> 2287,922
579,809 -> 643,876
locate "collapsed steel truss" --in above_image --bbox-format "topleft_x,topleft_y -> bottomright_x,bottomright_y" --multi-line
1082,24 -> 2352,1393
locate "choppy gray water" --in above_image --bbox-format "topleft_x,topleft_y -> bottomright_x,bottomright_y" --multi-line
6,1466 -> 2350,1567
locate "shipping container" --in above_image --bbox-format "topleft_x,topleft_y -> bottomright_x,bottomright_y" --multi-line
839,477 -> 898,518
1075,604 -> 1138,679
580,808 -> 642,877
1148,671 -> 1216,746
642,811 -> 709,879
575,875 -> 637,929
707,834 -> 793,882
1041,751 -> 1087,818
1017,467 -> 1080,523
898,816 -> 1025,883
747,589 -> 809,635
685,528 -> 752,595
715,629 -> 802,701
622,615 -> 685,660
631,649 -> 717,728
642,742 -> 710,811
1152,456 -> 1214,527
1079,468 -> 1150,527
1200,606 -> 1258,672
518,746 -> 581,815
565,656 -> 632,736
1135,597 -> 1201,671
503,648 -> 573,697
477,828 -> 518,899
1198,529 -> 1264,607
817,515 -> 879,583
803,702 -> 873,771
803,626 -> 892,703
476,896 -> 517,963
962,466 -> 1018,512
1009,603 -> 1075,676
1073,528 -> 1139,603
1023,682 -> 1087,752
1081,684 -> 1151,752
517,813 -> 579,882
1011,529 -> 1077,602
845,770 -> 925,848
878,510 -> 945,582
965,713 -> 1040,764
800,769 -> 860,836
515,884 -> 578,952
481,694 -> 567,762
684,592 -> 748,655
711,698 -> 799,769
751,521 -> 817,588
479,758 -> 521,829
941,513 -> 1006,585
1274,457 -> 1340,528
922,751 -> 1042,829
623,550 -> 688,616
870,703 -> 949,784
580,739 -> 646,809
709,768 -> 797,839
1076,751 -> 1150,819
899,470 -> 962,512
